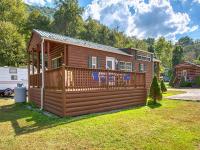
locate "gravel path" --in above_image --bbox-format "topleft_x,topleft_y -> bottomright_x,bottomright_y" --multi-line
167,88 -> 200,102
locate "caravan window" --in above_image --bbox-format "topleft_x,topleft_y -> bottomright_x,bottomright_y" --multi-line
9,68 -> 17,74
11,75 -> 18,80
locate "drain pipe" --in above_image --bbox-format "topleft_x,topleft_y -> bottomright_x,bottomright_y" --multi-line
40,38 -> 44,110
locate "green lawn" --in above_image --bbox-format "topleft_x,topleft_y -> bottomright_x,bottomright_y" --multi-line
0,91 -> 200,150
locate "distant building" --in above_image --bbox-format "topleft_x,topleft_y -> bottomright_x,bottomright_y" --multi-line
174,61 -> 200,85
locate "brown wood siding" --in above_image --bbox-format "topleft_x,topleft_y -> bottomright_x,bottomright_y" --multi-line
68,45 -> 133,69
67,44 -> 153,88
29,88 -> 41,107
134,60 -> 153,89
44,90 -> 64,117
65,88 -> 147,116
176,66 -> 200,80
50,43 -> 64,60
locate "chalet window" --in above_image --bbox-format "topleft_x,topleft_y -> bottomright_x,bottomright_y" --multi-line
92,56 -> 97,69
119,61 -> 132,72
142,56 -> 147,61
139,63 -> 144,72
52,57 -> 62,69
147,54 -> 151,61
125,62 -> 132,72
119,61 -> 125,71
137,53 -> 152,61
88,56 -> 101,69
136,55 -> 142,60
11,75 -> 18,80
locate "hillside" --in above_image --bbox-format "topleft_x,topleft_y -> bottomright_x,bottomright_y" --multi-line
183,42 -> 200,63
26,4 -> 55,20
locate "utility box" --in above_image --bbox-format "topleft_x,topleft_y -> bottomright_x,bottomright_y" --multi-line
14,83 -> 26,103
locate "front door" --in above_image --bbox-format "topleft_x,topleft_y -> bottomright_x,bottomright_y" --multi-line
182,70 -> 187,81
106,57 -> 115,70
106,57 -> 115,85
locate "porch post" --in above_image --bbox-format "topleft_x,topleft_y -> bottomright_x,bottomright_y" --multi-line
32,48 -> 34,75
28,51 -> 30,102
37,44 -> 40,74
64,44 -> 67,65
47,41 -> 51,70
62,65 -> 66,116
40,39 -> 45,110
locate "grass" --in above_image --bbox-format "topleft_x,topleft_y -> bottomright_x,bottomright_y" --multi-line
163,90 -> 186,97
164,82 -> 171,88
0,91 -> 200,150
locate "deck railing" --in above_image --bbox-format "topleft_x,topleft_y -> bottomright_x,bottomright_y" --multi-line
30,73 -> 41,87
30,65 -> 146,91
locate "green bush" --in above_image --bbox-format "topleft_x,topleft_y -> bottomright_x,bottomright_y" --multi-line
194,76 -> 200,87
169,75 -> 175,87
179,76 -> 192,87
160,80 -> 167,93
149,76 -> 162,104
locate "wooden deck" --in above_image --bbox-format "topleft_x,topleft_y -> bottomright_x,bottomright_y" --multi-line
29,66 -> 147,117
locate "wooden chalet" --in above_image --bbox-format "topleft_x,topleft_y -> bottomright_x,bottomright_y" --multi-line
174,61 -> 200,85
28,29 -> 156,117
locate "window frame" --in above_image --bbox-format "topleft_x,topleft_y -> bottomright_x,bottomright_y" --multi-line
125,62 -> 132,72
119,61 -> 126,71
119,61 -> 132,72
52,56 -> 62,69
91,56 -> 97,69
11,75 -> 18,80
139,63 -> 144,72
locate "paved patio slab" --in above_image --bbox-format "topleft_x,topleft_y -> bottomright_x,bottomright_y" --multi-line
167,89 -> 200,102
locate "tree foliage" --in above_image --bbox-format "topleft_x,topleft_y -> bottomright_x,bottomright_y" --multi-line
0,0 -> 28,33
0,21 -> 26,66
172,45 -> 183,67
160,80 -> 167,93
149,76 -> 162,104
52,0 -> 84,38
154,37 -> 173,68
26,10 -> 51,36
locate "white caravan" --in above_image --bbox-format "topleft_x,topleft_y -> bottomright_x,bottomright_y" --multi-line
0,67 -> 28,90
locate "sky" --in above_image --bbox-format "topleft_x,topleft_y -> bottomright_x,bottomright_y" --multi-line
24,0 -> 200,41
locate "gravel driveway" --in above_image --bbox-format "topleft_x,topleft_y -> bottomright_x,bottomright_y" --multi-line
167,88 -> 200,102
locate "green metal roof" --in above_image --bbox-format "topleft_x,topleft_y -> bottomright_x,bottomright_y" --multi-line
33,29 -> 131,56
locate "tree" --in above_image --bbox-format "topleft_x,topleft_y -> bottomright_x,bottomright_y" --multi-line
52,0 -> 84,38
169,45 -> 183,87
0,0 -> 28,33
128,37 -> 148,50
0,21 -> 26,66
149,76 -> 162,104
154,37 -> 173,68
148,44 -> 155,53
80,17 -> 101,42
160,80 -> 167,93
26,10 -> 51,36
178,36 -> 193,46
172,45 -> 183,67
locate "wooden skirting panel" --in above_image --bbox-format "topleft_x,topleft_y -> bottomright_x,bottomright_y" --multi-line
65,88 -> 147,116
29,88 -> 41,107
29,88 -> 147,117
44,90 -> 63,117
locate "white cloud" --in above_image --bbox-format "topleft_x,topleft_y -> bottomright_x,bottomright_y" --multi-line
83,0 -> 198,40
24,0 -> 54,7
193,0 -> 200,3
